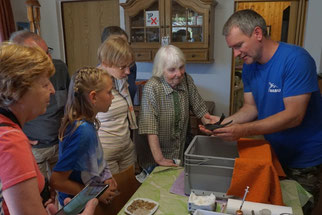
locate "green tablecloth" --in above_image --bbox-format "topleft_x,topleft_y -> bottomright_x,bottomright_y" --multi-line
118,166 -> 310,215
118,166 -> 188,215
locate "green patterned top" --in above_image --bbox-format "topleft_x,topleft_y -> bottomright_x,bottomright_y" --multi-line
138,74 -> 208,168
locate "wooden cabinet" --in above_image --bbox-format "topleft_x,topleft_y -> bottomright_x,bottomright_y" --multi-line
121,0 -> 216,63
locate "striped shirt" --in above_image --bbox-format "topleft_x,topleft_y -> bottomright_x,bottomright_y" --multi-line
97,88 -> 131,148
138,74 -> 208,168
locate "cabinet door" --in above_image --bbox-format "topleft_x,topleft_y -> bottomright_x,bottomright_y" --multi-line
122,0 -> 215,62
124,0 -> 163,49
62,0 -> 120,75
168,0 -> 210,49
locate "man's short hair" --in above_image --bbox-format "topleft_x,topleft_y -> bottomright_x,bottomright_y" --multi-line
101,26 -> 128,43
222,9 -> 268,38
9,30 -> 42,44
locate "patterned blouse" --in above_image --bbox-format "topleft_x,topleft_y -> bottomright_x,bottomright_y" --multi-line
138,74 -> 208,168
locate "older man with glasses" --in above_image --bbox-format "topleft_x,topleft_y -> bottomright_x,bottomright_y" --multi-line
9,30 -> 70,181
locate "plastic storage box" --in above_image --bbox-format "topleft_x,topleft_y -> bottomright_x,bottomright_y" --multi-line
184,136 -> 239,198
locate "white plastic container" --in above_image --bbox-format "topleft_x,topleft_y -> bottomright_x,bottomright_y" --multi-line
188,192 -> 216,212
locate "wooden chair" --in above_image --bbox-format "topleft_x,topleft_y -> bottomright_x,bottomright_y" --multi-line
95,165 -> 141,215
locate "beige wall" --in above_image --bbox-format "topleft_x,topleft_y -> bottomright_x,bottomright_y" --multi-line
304,0 -> 322,74
10,0 -> 28,28
10,0 -> 322,114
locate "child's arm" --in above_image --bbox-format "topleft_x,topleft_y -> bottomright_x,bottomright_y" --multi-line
104,177 -> 117,191
94,165 -> 119,204
50,170 -> 84,196
98,177 -> 118,204
98,165 -> 113,182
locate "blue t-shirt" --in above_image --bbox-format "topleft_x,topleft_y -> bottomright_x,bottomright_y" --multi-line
54,121 -> 107,205
242,42 -> 322,168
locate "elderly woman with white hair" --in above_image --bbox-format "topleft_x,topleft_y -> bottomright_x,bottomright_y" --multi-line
138,45 -> 216,170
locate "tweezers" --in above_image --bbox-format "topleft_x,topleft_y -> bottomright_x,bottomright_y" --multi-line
204,113 -> 233,131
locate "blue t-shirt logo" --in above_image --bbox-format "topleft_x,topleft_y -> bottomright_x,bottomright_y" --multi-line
268,82 -> 281,93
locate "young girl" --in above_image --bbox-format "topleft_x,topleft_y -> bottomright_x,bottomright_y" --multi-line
50,67 -> 117,206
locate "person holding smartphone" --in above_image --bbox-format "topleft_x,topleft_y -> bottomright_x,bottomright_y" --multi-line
55,183 -> 108,215
50,67 -> 118,207
0,43 -> 97,215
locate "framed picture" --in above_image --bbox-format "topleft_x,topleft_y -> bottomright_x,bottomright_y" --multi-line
16,22 -> 30,31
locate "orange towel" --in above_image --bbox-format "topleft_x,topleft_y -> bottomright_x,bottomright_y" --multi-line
226,139 -> 286,205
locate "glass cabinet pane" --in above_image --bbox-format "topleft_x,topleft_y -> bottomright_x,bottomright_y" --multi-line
131,11 -> 144,28
171,0 -> 186,27
131,29 -> 145,42
171,0 -> 204,43
172,27 -> 187,42
146,28 -> 160,42
189,27 -> 203,42
145,1 -> 160,43
187,9 -> 203,26
129,1 -> 160,43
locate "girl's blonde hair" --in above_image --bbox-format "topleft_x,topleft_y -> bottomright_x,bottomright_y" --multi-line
97,35 -> 134,67
0,42 -> 54,107
58,67 -> 112,141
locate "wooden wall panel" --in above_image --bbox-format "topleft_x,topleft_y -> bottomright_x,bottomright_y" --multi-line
62,0 -> 120,75
237,2 -> 291,42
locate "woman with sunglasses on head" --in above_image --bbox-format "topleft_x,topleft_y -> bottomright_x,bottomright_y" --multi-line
96,36 -> 138,174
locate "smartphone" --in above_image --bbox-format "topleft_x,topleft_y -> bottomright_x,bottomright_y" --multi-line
55,182 -> 109,215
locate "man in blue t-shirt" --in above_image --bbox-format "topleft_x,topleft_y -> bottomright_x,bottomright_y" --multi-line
202,9 -> 322,214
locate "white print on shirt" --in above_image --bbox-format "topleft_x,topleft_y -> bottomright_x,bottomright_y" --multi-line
268,82 -> 281,93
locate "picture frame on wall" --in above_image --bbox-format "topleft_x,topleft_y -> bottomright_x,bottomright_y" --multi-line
16,22 -> 30,31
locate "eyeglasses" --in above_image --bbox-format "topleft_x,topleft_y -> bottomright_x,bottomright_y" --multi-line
118,62 -> 135,71
47,47 -> 54,55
